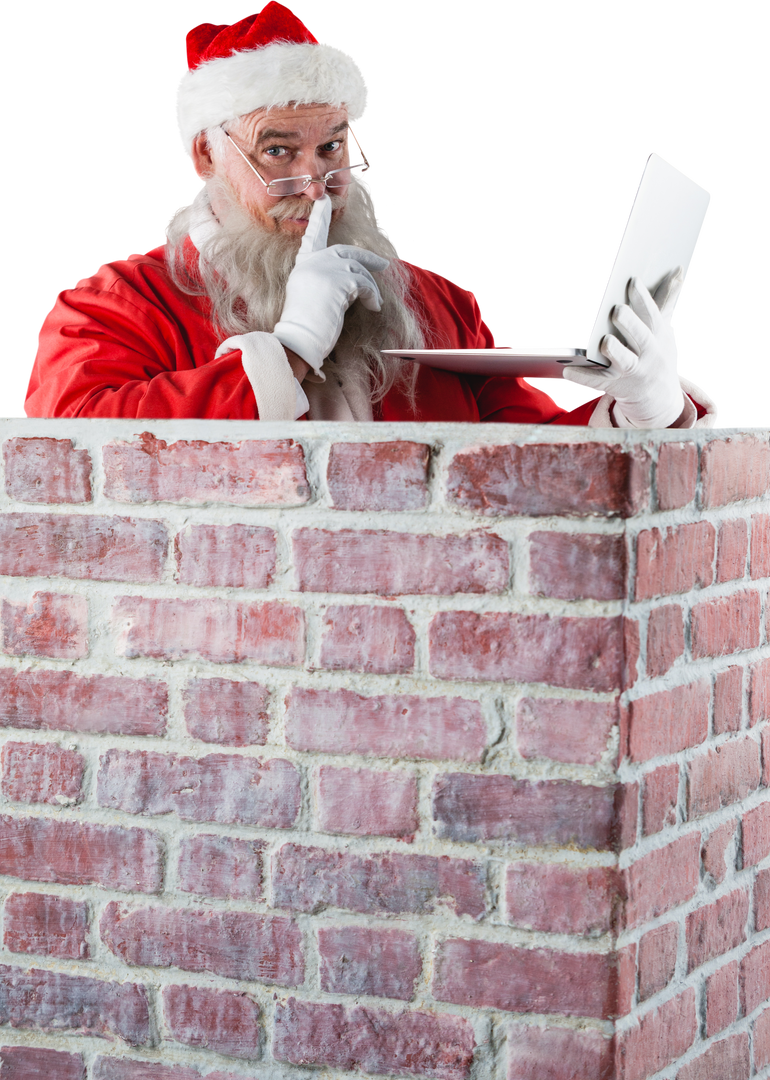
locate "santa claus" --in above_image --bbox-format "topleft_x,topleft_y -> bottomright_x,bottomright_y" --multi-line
26,3 -> 714,426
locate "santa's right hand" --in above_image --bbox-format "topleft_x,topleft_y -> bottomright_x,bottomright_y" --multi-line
273,194 -> 389,374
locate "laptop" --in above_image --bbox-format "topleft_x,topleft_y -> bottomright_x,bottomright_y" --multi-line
382,154 -> 710,378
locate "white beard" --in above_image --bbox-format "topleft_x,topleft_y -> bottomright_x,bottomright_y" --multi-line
166,178 -> 425,404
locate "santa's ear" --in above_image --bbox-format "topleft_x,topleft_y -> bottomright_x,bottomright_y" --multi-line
191,132 -> 215,178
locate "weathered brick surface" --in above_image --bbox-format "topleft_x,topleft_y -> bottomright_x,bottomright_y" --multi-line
505,862 -> 616,935
755,868 -> 770,931
749,657 -> 770,725
686,889 -> 749,971
635,522 -> 715,600
700,436 -> 770,508
327,440 -> 430,510
433,773 -> 616,848
706,959 -> 739,1036
714,665 -> 743,734
273,997 -> 475,1079
97,748 -> 300,828
642,762 -> 679,835
686,737 -> 761,818
93,1058 -> 243,1079
433,938 -> 617,1018
702,819 -> 737,883
182,678 -> 269,746
750,513 -> 770,578
0,965 -> 149,1044
528,531 -> 626,600
316,765 -> 418,839
755,1006 -> 770,1071
623,833 -> 701,928
429,612 -> 626,691
656,441 -> 697,510
626,681 -> 710,762
691,588 -> 761,658
3,892 -> 89,959
637,922 -> 678,1002
175,523 -> 276,588
446,442 -> 650,517
615,988 -> 697,1080
0,1045 -> 86,1079
318,924 -> 422,1000
100,902 -> 303,986
739,937 -> 770,1014
1,741 -> 85,805
742,800 -> 770,867
646,604 -> 685,678
676,1033 -> 750,1080
0,513 -> 166,581
717,517 -> 749,582
0,668 -> 167,735
617,943 -> 637,1017
319,603 -> 415,673
273,844 -> 485,918
177,834 -> 264,901
114,596 -> 304,665
506,1023 -> 613,1080
162,983 -> 261,1059
516,696 -> 617,765
103,434 -> 310,505
1,591 -> 88,659
286,688 -> 486,762
294,528 -> 509,595
0,816 -> 163,892
3,437 -> 91,504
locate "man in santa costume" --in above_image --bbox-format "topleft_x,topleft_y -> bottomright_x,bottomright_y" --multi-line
26,3 -> 714,426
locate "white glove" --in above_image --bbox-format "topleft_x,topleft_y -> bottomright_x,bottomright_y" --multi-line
273,194 -> 389,374
564,269 -> 686,428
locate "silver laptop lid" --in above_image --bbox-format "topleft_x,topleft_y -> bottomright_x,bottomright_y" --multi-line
585,153 -> 710,364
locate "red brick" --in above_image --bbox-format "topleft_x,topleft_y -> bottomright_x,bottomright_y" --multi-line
676,1033 -> 750,1080
741,938 -> 770,1014
272,844 -> 485,919
1,592 -> 87,659
635,522 -> 715,600
702,819 -> 737,883
163,984 -> 261,1060
528,531 -> 626,600
750,657 -> 770,725
177,834 -> 263,901
317,765 -> 418,839
765,727 -> 770,786
506,1023 -> 613,1080
286,688 -> 485,762
646,604 -> 685,678
0,513 -> 166,582
97,749 -> 300,828
175,523 -> 276,588
755,1006 -> 770,1070
751,513 -> 770,578
319,604 -> 415,674
656,441 -> 697,510
701,436 -> 770,508
706,959 -> 739,1036
93,1059 -> 244,1080
615,988 -> 697,1080
742,800 -> 770,867
637,922 -> 678,1002
618,782 -> 640,851
446,442 -> 651,518
686,889 -> 749,971
717,518 -> 749,582
294,528 -> 509,595
273,997 -> 474,1078
691,589 -> 761,659
0,816 -> 163,892
433,938 -> 616,1018
182,678 -> 269,746
687,737 -> 761,818
623,833 -> 701,928
715,666 -> 744,734
627,681 -> 710,763
433,773 -> 616,849
0,964 -> 149,1044
642,762 -> 679,835
617,943 -> 636,1017
100,902 -> 303,986
327,440 -> 430,510
430,612 -> 626,691
3,892 -> 89,959
318,924 -> 422,1000
505,862 -> 616,935
103,434 -> 310,505
113,596 -> 304,665
754,867 -> 770,931
516,697 -> 617,765
3,437 -> 92,504
0,1046 -> 85,1080
0,668 -> 167,736
1,741 -> 85,805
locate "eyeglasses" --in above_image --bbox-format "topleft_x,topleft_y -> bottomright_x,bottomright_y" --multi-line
222,127 -> 370,197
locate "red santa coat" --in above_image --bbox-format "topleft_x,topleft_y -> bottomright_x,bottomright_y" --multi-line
26,242 -> 602,423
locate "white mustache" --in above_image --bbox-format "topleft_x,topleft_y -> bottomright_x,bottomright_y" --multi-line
267,193 -> 345,223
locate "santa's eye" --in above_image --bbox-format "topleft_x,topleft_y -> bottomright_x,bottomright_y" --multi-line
265,146 -> 288,158
321,141 -> 342,153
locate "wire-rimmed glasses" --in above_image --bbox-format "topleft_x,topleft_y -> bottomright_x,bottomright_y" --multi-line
222,127 -> 370,196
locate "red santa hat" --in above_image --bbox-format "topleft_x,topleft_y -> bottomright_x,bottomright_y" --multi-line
177,3 -> 367,150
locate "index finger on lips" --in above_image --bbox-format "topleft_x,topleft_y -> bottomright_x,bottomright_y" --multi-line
298,194 -> 332,257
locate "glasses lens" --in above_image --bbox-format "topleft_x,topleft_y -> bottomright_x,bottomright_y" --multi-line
267,177 -> 311,196
325,166 -> 361,190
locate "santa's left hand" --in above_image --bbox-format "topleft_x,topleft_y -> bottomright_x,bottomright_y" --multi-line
564,268 -> 686,428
